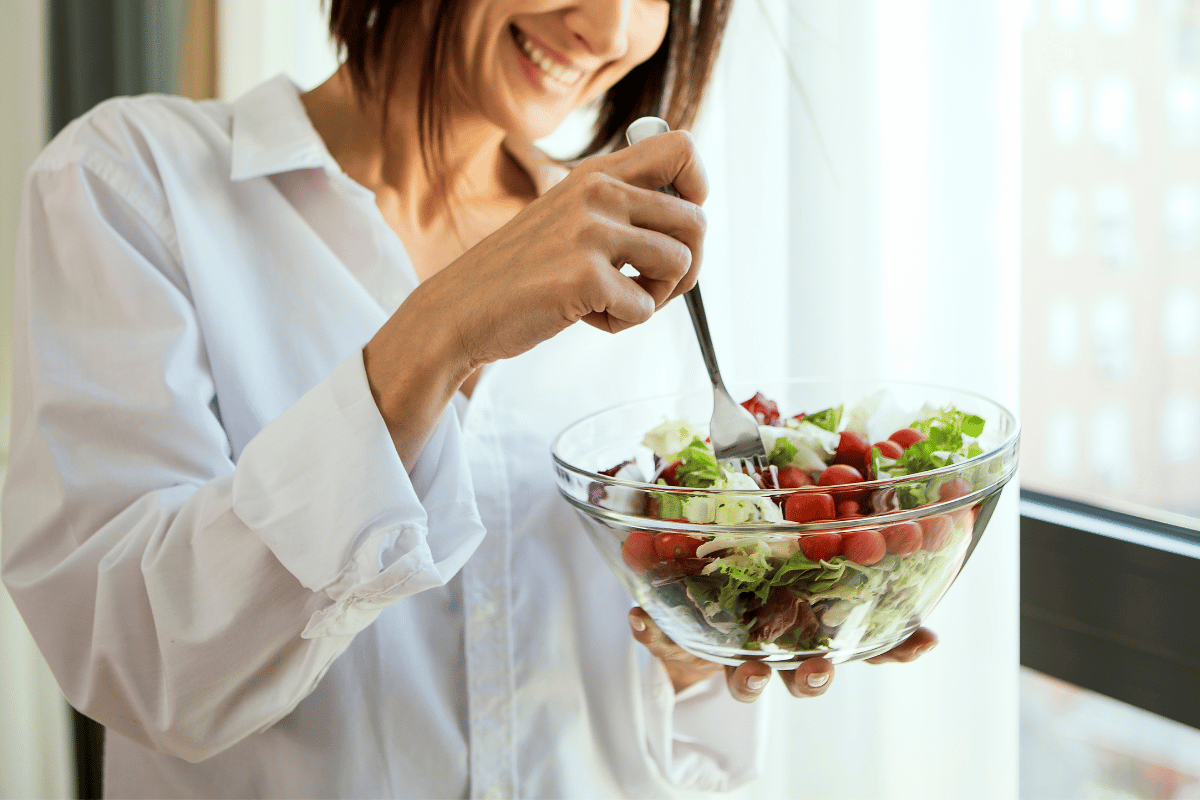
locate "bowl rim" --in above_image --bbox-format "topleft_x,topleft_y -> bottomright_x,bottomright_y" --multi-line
551,376 -> 1021,498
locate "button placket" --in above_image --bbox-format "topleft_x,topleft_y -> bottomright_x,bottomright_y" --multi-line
462,395 -> 516,800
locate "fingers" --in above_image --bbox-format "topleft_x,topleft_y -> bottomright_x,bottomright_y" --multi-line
612,228 -> 694,309
628,608 -> 724,692
628,607 -> 842,703
725,662 -> 774,703
626,607 -> 678,659
865,628 -> 939,664
571,215 -> 697,332
779,658 -> 836,698
577,261 -> 655,334
604,130 -> 709,205
627,608 -> 717,673
553,140 -> 706,321
621,187 -> 704,303
570,176 -> 704,307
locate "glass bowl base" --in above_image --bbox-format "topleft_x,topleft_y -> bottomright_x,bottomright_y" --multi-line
673,623 -> 922,669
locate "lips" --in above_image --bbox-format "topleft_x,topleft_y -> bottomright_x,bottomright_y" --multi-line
510,25 -> 583,85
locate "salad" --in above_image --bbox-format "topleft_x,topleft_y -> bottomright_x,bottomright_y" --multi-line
593,390 -> 993,657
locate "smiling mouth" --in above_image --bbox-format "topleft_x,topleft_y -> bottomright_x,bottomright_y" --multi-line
510,25 -> 583,86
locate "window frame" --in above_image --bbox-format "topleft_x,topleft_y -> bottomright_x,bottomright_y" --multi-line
1019,488 -> 1200,731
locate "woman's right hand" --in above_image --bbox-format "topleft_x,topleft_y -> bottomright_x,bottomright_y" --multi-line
364,130 -> 709,466
430,128 -> 708,366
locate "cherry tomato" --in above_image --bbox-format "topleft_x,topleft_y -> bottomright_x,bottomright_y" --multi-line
918,514 -> 954,551
880,521 -> 923,556
741,392 -> 781,426
835,430 -> 869,462
834,430 -> 872,475
872,440 -> 903,460
777,466 -> 814,488
654,531 -> 703,561
622,530 -> 658,573
784,492 -> 836,523
889,427 -> 928,449
659,460 -> 683,486
799,532 -> 842,562
836,499 -> 861,517
843,529 -> 887,565
818,464 -> 864,486
938,477 -> 973,502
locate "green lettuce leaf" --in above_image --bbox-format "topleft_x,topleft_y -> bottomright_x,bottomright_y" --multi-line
804,405 -> 843,433
769,437 -> 799,467
675,437 -> 722,488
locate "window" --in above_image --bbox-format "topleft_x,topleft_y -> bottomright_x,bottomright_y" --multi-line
1021,2 -> 1200,796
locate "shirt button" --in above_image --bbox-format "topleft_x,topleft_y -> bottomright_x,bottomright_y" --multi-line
483,786 -> 505,800
473,597 -> 497,622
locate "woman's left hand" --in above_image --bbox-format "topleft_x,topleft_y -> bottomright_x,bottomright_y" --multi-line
628,607 -> 938,702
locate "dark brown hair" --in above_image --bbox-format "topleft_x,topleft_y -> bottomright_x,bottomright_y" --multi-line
328,0 -> 731,176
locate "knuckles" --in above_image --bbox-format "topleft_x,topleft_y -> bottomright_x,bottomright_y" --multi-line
570,211 -> 614,248
571,168 -> 624,208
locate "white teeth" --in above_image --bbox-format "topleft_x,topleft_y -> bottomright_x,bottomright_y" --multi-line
514,29 -> 582,85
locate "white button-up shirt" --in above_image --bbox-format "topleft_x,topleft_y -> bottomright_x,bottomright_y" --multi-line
2,76 -> 764,799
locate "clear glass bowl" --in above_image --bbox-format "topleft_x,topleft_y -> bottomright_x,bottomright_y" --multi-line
552,379 -> 1020,667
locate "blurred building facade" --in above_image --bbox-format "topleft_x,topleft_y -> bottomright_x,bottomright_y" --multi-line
1023,0 -> 1200,521
1021,2 -> 1200,797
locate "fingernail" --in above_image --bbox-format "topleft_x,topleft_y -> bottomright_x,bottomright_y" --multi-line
629,615 -> 646,632
918,642 -> 938,657
746,675 -> 769,691
807,672 -> 830,688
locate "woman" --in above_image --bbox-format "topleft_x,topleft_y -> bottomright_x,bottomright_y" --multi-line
2,0 -> 933,796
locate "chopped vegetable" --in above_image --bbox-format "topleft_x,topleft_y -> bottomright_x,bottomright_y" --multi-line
607,390 -> 990,656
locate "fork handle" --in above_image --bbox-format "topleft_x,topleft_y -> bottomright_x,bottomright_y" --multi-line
650,187 -> 726,391
682,286 -> 726,391
650,174 -> 726,392
623,119 -> 727,392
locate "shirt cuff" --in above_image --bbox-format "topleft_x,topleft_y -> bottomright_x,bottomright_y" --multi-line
642,656 -> 767,793
231,351 -> 485,636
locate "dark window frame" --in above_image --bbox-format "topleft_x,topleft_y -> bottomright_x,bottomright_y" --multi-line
1019,488 -> 1200,731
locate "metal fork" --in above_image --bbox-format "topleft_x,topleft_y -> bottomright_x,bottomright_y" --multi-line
625,117 -> 770,477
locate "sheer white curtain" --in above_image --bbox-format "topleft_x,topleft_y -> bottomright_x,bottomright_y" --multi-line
697,1 -> 1021,797
0,2 -> 75,798
215,2 -> 1022,797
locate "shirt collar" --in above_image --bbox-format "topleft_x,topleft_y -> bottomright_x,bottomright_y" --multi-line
228,74 -> 571,196
229,75 -> 336,181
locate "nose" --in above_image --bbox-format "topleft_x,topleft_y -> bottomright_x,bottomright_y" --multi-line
564,0 -> 633,60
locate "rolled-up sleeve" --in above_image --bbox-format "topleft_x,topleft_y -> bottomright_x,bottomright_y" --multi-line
1,131 -> 484,763
232,351 -> 484,639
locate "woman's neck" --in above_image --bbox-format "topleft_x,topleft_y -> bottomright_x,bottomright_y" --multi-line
300,62 -> 533,238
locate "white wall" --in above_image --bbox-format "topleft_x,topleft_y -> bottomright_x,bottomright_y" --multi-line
0,1 -> 75,798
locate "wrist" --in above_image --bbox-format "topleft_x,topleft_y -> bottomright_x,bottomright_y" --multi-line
363,289 -> 475,468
